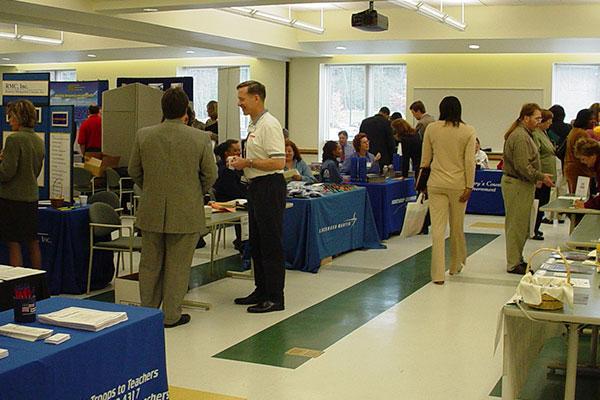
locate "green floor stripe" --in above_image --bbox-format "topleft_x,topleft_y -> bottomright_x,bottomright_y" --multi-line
214,233 -> 498,369
490,378 -> 502,397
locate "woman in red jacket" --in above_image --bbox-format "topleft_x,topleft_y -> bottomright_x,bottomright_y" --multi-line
574,137 -> 600,209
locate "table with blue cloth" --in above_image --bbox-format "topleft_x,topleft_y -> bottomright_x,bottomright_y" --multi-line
0,206 -> 114,295
352,178 -> 417,239
0,297 -> 168,400
284,187 -> 383,273
466,169 -> 505,215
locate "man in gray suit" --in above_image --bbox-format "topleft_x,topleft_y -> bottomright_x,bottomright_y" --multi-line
128,87 -> 217,328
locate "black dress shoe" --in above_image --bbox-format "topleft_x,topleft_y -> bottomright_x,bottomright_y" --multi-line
247,301 -> 284,313
234,291 -> 263,305
541,218 -> 553,224
164,314 -> 191,328
531,233 -> 544,241
507,263 -> 527,275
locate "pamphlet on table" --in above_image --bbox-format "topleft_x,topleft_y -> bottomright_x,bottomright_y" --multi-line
38,307 -> 128,332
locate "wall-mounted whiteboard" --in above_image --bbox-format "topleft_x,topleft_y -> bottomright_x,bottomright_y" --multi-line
412,88 -> 544,152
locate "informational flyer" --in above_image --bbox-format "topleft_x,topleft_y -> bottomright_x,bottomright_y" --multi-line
49,132 -> 72,202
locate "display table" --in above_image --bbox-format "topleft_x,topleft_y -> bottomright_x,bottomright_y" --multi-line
467,169 -> 505,215
0,298 -> 168,400
541,198 -> 600,233
284,187 -> 383,272
567,214 -> 600,249
0,207 -> 115,295
352,178 -> 417,240
502,270 -> 600,400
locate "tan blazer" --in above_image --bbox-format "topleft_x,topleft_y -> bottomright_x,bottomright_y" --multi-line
128,119 -> 217,234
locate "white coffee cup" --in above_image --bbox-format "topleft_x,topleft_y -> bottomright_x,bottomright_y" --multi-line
79,195 -> 88,205
226,156 -> 235,170
204,205 -> 212,218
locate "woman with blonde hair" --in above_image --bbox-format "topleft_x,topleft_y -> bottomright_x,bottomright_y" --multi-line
0,100 -> 45,267
420,96 -> 476,285
574,137 -> 600,210
501,103 -> 554,274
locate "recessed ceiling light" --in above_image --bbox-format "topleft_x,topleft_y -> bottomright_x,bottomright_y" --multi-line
336,46 -> 347,50
186,50 -> 195,54
87,54 -> 97,58
469,44 -> 480,50
143,8 -> 158,12
2,57 -> 10,61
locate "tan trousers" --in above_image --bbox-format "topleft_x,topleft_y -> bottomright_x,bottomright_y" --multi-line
429,187 -> 467,282
139,231 -> 200,325
501,176 -> 535,270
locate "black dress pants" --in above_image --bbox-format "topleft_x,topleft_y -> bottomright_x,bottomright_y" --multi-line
534,184 -> 551,234
247,173 -> 287,303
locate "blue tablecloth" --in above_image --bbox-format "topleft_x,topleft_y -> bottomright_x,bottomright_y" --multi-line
284,187 -> 383,273
0,207 -> 114,295
353,178 -> 417,239
466,169 -> 505,215
0,298 -> 168,400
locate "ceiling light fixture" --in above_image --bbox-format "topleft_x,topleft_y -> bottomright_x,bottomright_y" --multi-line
186,50 -> 195,54
143,8 -> 158,12
336,46 -> 347,50
0,25 -> 64,45
468,44 -> 480,50
390,0 -> 467,31
87,54 -> 97,58
2,57 -> 11,61
224,6 -> 325,34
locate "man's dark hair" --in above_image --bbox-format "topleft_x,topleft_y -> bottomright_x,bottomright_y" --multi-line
438,96 -> 464,127
390,112 -> 403,121
409,100 -> 426,114
236,80 -> 266,101
161,87 -> 189,119
338,130 -> 348,139
573,108 -> 593,129
549,104 -> 566,123
89,105 -> 100,115
214,139 -> 239,160
379,107 -> 390,116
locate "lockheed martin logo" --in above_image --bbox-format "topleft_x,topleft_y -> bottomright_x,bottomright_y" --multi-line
318,213 -> 358,234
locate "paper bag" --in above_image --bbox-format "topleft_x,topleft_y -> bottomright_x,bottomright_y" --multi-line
400,193 -> 429,238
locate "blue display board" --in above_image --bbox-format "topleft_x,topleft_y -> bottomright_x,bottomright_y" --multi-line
2,72 -> 50,106
116,76 -> 194,101
50,80 -> 108,130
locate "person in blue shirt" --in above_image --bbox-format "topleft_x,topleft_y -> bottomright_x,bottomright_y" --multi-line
320,141 -> 343,183
340,133 -> 381,175
284,140 -> 315,183
338,130 -> 354,162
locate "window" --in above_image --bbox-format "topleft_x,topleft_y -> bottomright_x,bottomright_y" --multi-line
24,69 -> 76,81
322,64 -> 407,141
553,64 -> 600,122
178,66 -> 250,137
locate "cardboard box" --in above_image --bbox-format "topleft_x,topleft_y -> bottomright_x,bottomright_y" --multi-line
84,152 -> 120,177
114,273 -> 141,306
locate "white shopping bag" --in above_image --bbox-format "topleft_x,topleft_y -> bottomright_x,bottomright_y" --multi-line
400,193 -> 429,238
529,199 -> 539,237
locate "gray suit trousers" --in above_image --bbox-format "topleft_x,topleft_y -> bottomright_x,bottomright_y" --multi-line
139,231 -> 200,325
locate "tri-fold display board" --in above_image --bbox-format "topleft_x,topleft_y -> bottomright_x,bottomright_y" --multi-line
1,73 -> 74,202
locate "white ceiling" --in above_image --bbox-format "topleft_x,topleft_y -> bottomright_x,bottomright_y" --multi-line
1,0 -> 600,64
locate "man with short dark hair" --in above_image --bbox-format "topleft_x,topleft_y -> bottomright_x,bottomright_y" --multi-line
128,87 -> 217,328
205,100 -> 218,142
230,80 -> 287,313
338,130 -> 354,161
77,104 -> 102,155
410,100 -> 435,140
359,106 -> 396,168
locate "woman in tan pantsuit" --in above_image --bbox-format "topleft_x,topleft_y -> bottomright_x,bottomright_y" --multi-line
420,96 -> 476,285
501,104 -> 554,274
564,108 -> 595,193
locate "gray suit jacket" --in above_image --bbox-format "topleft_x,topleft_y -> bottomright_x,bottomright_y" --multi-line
128,119 -> 217,234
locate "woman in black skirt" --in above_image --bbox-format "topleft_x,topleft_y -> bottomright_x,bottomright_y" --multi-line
0,100 -> 45,267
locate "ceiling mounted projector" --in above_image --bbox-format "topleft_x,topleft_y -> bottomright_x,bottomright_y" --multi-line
352,1 -> 389,32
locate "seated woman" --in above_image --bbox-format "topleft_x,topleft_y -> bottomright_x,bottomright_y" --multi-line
320,141 -> 343,183
340,133 -> 381,175
574,137 -> 600,209
285,140 -> 315,183
475,137 -> 489,169
213,140 -> 247,251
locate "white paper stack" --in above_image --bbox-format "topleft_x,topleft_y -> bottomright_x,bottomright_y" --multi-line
0,323 -> 53,342
38,307 -> 128,332
0,265 -> 45,281
0,348 -> 8,359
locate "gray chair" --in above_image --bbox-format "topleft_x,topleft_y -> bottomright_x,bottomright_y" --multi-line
106,167 -> 134,212
73,166 -> 98,196
89,191 -> 121,210
88,202 -> 142,294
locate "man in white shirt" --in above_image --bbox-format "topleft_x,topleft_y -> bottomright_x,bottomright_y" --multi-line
230,80 -> 287,313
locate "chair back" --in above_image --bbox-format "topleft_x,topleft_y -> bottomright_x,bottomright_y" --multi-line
105,167 -> 121,189
73,167 -> 93,189
89,191 -> 120,209
89,202 -> 121,237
